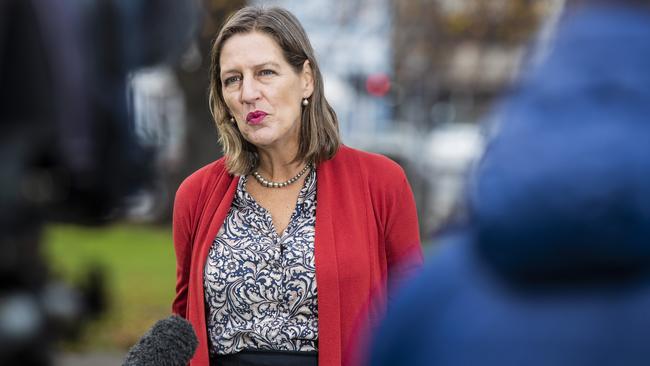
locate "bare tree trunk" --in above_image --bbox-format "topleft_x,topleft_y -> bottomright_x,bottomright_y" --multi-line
157,0 -> 245,223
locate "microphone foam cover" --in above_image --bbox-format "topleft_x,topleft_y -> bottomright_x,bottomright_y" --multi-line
123,315 -> 198,366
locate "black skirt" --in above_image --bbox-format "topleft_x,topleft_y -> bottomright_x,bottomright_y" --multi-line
210,349 -> 318,366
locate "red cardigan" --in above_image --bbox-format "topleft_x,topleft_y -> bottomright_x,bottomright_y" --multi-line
172,145 -> 422,366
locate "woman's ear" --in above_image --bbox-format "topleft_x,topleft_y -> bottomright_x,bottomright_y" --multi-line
301,60 -> 314,98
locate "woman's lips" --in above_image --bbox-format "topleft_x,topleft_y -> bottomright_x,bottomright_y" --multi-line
246,111 -> 267,125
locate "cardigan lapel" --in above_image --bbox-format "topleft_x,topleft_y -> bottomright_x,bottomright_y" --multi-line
315,159 -> 343,366
188,164 -> 238,366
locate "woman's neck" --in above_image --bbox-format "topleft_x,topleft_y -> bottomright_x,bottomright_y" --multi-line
255,146 -> 306,181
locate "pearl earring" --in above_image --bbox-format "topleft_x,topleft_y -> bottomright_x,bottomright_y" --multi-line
229,116 -> 235,123
302,98 -> 309,107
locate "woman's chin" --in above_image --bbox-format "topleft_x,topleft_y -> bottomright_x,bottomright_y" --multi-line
244,135 -> 278,149
244,131 -> 296,150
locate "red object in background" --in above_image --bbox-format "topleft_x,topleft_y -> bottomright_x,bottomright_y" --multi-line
365,73 -> 391,97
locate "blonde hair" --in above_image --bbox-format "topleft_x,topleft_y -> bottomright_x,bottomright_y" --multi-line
209,6 -> 340,175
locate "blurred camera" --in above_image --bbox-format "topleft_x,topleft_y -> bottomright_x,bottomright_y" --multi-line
0,0 -> 198,364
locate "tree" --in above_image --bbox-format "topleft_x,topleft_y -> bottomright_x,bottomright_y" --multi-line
157,0 -> 245,222
391,0 -> 558,127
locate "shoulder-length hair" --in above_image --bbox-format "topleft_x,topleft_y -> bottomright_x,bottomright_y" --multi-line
208,6 -> 340,176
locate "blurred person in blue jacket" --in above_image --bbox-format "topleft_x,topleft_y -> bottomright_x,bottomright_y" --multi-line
370,1 -> 650,365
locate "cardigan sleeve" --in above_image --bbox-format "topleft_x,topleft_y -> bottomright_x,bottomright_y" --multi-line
171,171 -> 203,318
384,172 -> 423,296
355,148 -> 424,297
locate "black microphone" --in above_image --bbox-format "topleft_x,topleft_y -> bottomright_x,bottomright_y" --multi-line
123,315 -> 198,366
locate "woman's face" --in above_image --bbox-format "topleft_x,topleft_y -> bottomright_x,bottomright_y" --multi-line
220,31 -> 313,152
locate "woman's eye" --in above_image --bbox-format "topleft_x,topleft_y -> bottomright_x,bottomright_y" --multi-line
223,76 -> 241,86
259,69 -> 276,76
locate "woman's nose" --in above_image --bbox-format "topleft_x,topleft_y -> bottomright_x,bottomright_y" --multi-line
240,77 -> 262,104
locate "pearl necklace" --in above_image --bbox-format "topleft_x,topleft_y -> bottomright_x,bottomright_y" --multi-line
252,163 -> 312,188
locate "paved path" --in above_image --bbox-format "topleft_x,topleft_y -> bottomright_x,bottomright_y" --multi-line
54,351 -> 125,366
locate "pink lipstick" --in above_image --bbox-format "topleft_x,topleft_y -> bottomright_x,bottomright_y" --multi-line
246,110 -> 267,125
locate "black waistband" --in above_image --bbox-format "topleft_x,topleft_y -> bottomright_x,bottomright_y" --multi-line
210,349 -> 318,366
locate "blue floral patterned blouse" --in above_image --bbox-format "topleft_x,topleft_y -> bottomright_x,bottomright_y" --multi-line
203,169 -> 318,355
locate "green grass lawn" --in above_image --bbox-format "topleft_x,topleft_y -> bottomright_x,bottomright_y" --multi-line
43,223 -> 176,351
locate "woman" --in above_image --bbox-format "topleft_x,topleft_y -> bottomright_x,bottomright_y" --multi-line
172,6 -> 422,366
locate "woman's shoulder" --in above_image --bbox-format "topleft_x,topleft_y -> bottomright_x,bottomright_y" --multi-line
176,157 -> 229,198
335,145 -> 407,182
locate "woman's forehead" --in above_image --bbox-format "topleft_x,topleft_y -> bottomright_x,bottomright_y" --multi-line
220,31 -> 286,71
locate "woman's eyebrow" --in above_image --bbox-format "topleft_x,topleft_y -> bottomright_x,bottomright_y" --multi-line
221,62 -> 281,76
254,62 -> 281,69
